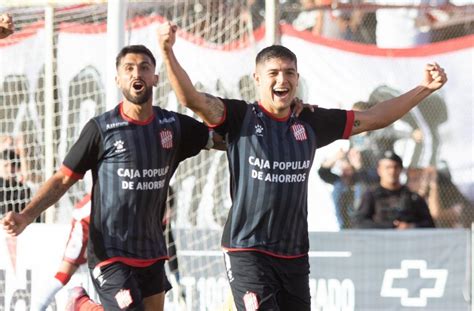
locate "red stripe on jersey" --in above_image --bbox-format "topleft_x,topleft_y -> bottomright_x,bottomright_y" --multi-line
60,164 -> 84,180
95,256 -> 169,268
342,110 -> 355,139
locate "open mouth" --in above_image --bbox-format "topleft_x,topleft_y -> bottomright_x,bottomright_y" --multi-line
132,80 -> 145,92
273,88 -> 289,98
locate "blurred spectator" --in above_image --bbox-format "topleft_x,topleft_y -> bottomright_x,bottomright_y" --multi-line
375,0 -> 433,48
332,0 -> 377,43
0,149 -> 33,219
407,166 -> 473,228
352,151 -> 435,229
293,0 -> 346,38
0,13 -> 13,39
318,148 -> 377,228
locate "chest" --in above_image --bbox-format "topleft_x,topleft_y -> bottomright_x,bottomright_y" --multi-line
236,112 -> 317,164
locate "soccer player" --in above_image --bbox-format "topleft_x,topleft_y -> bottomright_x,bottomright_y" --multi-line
2,44 -> 218,311
0,13 -> 13,39
158,22 -> 447,310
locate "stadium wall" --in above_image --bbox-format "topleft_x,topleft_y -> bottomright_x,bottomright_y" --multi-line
0,226 -> 470,310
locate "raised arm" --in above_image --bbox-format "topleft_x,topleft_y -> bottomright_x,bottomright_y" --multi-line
158,21 -> 225,126
2,169 -> 77,236
0,13 -> 14,39
351,63 -> 447,135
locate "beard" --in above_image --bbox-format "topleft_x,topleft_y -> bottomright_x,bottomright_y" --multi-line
122,85 -> 153,106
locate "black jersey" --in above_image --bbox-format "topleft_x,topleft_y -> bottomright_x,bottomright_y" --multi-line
214,99 -> 353,257
62,103 -> 209,268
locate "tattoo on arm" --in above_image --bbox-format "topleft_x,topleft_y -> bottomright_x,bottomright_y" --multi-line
204,93 -> 225,122
354,119 -> 361,127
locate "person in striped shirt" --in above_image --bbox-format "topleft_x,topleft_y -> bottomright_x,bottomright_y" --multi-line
158,22 -> 447,310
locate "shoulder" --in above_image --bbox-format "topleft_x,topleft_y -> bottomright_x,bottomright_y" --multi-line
402,186 -> 423,201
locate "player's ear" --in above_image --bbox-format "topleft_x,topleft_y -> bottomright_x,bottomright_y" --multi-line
153,74 -> 159,87
115,75 -> 119,86
253,72 -> 260,86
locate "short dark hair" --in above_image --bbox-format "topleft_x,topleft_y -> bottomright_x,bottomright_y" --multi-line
379,150 -> 403,168
256,45 -> 297,69
115,45 -> 156,69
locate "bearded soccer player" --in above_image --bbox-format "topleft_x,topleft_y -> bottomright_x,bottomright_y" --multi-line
2,45 -> 218,311
158,22 -> 447,310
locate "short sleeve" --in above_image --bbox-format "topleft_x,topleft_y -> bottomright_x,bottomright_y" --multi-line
211,98 -> 248,143
299,107 -> 354,148
62,119 -> 102,179
176,114 -> 209,161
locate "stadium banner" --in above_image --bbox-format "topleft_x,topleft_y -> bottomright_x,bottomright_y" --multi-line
0,227 -> 469,310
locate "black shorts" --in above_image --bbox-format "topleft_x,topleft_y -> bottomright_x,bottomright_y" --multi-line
90,260 -> 172,310
224,251 -> 310,311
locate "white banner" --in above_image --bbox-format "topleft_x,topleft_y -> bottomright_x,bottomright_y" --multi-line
1,18 -> 473,232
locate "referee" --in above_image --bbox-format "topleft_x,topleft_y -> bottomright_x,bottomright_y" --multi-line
158,22 -> 447,310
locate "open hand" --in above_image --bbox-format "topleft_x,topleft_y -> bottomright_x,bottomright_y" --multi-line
292,97 -> 314,117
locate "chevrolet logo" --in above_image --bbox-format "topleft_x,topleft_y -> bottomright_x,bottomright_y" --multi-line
380,260 -> 448,307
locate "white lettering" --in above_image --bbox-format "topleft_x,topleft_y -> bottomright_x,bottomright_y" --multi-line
117,168 -> 141,179
121,181 -> 134,189
248,156 -> 270,169
251,169 -> 264,180
311,278 -> 355,311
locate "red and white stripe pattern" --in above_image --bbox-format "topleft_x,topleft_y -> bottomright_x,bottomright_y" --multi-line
115,289 -> 133,309
291,123 -> 307,141
243,291 -> 259,311
160,129 -> 173,149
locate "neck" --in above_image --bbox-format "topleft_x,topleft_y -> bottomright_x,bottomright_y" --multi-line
258,100 -> 290,120
380,181 -> 402,191
122,100 -> 153,122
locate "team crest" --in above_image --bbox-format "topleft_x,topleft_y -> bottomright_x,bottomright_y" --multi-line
243,291 -> 259,311
160,129 -> 173,149
115,289 -> 133,309
291,123 -> 307,141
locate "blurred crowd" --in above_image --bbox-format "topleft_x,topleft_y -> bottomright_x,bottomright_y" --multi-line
251,0 -> 474,46
318,98 -> 472,230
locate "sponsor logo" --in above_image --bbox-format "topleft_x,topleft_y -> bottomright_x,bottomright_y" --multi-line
160,129 -> 173,149
291,123 -> 307,141
243,291 -> 259,311
113,140 -> 126,153
106,121 -> 129,130
115,289 -> 133,309
255,124 -> 264,136
380,260 -> 448,307
158,116 -> 176,124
